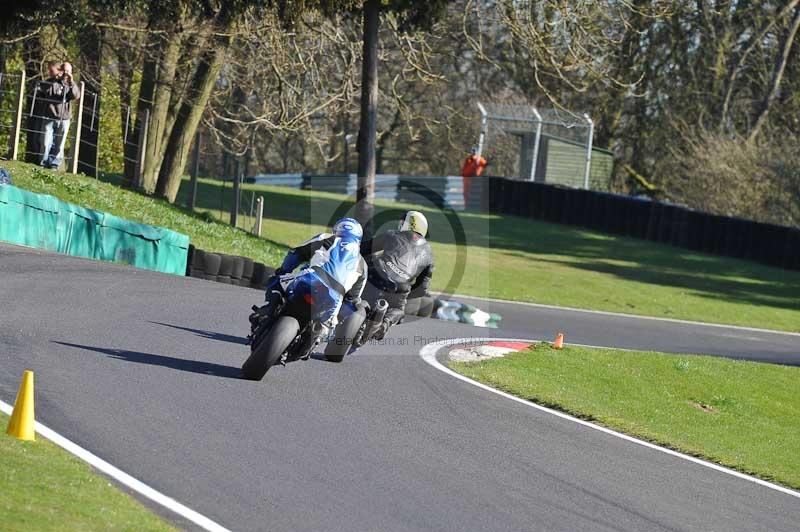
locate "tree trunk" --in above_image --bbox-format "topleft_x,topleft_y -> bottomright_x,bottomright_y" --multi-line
133,31 -> 159,190
376,108 -> 401,175
77,25 -> 102,177
748,5 -> 800,142
140,31 -> 183,189
155,30 -> 233,203
342,113 -> 350,174
595,0 -> 647,147
0,43 -> 7,76
282,136 -> 290,173
159,30 -> 207,160
356,0 -> 380,236
118,47 -> 138,185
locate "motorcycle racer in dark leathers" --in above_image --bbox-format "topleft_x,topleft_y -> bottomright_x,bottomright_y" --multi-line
358,210 -> 434,341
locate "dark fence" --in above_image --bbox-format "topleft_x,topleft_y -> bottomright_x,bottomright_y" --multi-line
471,177 -> 800,271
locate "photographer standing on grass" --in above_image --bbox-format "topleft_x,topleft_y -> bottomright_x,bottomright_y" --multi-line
38,61 -> 80,169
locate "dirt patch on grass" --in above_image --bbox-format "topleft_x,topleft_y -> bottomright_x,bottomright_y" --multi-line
688,400 -> 717,414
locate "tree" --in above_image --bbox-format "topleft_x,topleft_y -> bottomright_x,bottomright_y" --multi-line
355,0 -> 379,231
134,0 -> 186,192
154,3 -> 236,202
749,3 -> 800,142
153,0 -> 355,203
353,0 -> 451,235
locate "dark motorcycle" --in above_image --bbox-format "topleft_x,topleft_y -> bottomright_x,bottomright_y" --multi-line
242,277 -> 366,380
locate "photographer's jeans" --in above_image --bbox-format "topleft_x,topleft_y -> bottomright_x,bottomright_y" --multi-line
41,119 -> 70,169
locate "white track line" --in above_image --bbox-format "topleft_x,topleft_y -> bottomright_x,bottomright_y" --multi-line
0,400 -> 231,532
419,337 -> 800,500
441,293 -> 800,337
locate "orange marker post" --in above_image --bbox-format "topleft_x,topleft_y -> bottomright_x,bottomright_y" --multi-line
553,332 -> 565,349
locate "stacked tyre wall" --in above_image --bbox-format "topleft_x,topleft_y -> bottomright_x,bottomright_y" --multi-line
186,245 -> 275,289
185,246 -> 496,324
470,177 -> 800,271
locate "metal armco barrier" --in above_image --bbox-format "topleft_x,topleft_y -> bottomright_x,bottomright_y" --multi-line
472,176 -> 800,271
250,174 -> 466,211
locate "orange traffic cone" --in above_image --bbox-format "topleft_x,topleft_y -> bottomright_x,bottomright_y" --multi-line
6,370 -> 35,441
553,332 -> 565,349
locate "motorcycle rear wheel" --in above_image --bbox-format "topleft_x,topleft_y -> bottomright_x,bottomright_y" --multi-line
324,312 -> 365,362
241,316 -> 300,380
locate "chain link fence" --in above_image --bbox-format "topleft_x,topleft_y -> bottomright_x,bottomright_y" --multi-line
0,69 -> 264,236
0,72 -> 21,156
476,102 -> 613,191
0,72 -> 102,174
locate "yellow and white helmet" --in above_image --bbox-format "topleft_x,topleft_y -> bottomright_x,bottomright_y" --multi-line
399,210 -> 428,237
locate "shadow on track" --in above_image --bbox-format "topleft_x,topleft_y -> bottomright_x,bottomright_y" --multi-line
148,321 -> 248,345
53,341 -> 243,379
309,353 -> 341,363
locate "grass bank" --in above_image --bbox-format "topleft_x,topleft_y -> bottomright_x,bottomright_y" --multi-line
3,160 -> 799,331
0,413 -> 172,531
178,175 -> 800,332
449,345 -> 800,489
3,161 -> 286,266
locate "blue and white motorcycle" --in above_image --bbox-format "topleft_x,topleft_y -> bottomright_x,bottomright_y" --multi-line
241,219 -> 368,380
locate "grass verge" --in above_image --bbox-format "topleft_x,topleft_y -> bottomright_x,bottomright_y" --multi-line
2,161 -> 287,267
177,174 -> 800,332
449,345 -> 800,489
0,412 -> 172,531
3,160 -> 799,331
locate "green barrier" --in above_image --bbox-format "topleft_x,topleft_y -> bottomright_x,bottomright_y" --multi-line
0,184 -> 189,275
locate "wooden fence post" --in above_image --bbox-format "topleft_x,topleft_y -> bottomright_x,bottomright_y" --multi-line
189,131 -> 201,210
69,81 -> 86,174
6,71 -> 26,160
230,158 -> 241,227
133,108 -> 149,188
254,196 -> 264,237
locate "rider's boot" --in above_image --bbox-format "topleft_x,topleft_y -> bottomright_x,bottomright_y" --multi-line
248,287 -> 283,335
372,319 -> 391,341
248,304 -> 270,335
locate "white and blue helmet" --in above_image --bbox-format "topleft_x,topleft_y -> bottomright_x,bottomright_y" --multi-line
333,217 -> 363,241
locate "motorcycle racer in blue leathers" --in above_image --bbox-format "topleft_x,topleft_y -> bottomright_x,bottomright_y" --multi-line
249,218 -> 368,340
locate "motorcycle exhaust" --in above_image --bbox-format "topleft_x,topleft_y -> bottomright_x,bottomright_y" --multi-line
357,299 -> 388,346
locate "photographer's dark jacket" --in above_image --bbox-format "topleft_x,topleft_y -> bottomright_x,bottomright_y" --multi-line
37,77 -> 80,121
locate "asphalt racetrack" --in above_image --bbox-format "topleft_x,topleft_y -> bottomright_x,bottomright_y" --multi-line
1,242 -> 798,531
